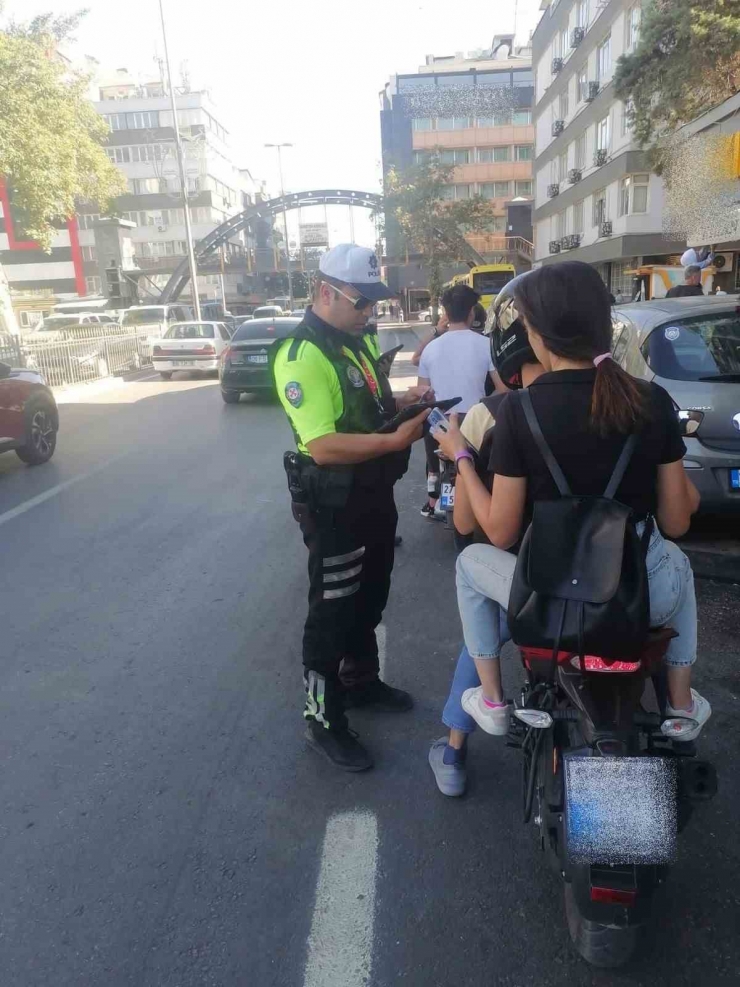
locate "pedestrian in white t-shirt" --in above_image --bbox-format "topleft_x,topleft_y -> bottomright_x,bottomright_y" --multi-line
417,283 -> 496,518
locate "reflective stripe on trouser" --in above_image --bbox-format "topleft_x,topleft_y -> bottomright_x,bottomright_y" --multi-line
298,485 -> 398,730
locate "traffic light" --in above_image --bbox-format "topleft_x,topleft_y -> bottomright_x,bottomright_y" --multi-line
105,265 -> 122,300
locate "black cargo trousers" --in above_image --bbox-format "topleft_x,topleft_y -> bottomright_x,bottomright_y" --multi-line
298,481 -> 398,731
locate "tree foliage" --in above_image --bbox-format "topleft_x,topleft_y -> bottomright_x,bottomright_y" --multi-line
614,0 -> 740,169
0,11 -> 125,250
383,156 -> 494,304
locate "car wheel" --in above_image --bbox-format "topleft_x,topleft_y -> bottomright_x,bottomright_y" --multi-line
15,398 -> 58,465
221,389 -> 240,404
159,371 -> 173,380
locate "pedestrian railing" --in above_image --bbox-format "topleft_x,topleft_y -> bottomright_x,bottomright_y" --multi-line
18,329 -> 153,388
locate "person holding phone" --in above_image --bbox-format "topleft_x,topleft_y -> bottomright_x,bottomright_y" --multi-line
417,284 -> 497,519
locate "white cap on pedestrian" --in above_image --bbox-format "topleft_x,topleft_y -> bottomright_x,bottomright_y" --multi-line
319,244 -> 393,302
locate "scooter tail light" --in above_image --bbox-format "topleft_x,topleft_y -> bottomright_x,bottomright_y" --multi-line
660,717 -> 699,738
570,655 -> 641,672
514,709 -> 553,729
590,886 -> 636,906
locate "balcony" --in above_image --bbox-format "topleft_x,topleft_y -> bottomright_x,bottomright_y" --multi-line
568,168 -> 583,184
585,81 -> 600,102
561,233 -> 583,250
593,148 -> 608,167
552,119 -> 565,137
549,240 -> 562,254
547,183 -> 560,198
600,220 -> 613,237
551,57 -> 564,74
571,27 -> 585,47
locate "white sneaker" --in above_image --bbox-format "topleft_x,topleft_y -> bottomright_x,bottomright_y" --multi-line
461,687 -> 510,736
665,689 -> 712,742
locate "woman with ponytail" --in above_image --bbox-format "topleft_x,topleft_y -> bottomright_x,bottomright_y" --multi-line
434,261 -> 710,749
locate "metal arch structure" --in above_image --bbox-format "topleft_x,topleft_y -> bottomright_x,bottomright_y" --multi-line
157,188 -> 485,302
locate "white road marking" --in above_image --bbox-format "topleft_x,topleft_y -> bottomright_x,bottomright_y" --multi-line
377,623 -> 386,680
304,810 -> 378,987
0,454 -> 126,528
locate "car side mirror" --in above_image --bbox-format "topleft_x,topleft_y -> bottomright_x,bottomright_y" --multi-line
0,361 -> 11,379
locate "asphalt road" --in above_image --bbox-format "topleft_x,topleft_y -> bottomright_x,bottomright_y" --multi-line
1,354 -> 739,987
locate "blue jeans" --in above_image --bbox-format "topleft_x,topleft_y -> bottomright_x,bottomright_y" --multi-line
455,524 -> 697,667
442,611 -> 510,735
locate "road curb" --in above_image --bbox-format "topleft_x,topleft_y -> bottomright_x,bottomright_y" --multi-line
684,548 -> 740,585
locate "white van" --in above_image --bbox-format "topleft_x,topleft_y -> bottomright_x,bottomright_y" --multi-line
122,304 -> 193,338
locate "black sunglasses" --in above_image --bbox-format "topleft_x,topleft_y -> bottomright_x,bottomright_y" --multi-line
325,280 -> 375,311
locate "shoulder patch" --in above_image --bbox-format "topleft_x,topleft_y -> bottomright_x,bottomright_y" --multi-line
285,381 -> 303,407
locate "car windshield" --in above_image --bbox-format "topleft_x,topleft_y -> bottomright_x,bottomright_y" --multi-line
165,323 -> 215,339
253,307 -> 280,318
472,272 -> 511,294
38,316 -> 80,330
643,313 -> 740,381
123,308 -> 166,325
233,319 -> 299,341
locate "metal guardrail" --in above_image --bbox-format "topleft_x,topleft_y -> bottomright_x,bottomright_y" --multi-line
13,329 -> 153,388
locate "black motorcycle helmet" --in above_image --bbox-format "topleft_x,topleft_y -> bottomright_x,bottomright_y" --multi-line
488,270 -> 537,389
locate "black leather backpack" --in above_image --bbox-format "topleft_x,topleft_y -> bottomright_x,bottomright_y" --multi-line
507,390 -> 653,664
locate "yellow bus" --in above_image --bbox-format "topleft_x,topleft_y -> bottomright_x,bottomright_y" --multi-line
443,264 -> 516,311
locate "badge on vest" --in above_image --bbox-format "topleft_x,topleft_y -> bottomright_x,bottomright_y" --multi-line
285,381 -> 303,407
347,365 -> 365,388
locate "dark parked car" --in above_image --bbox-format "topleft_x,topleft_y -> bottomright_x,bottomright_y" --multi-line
611,297 -> 740,513
219,317 -> 300,403
0,361 -> 59,464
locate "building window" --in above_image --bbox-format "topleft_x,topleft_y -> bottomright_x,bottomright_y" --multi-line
515,180 -> 533,196
556,211 -> 566,239
621,100 -> 633,136
576,0 -> 589,29
77,214 -> 99,230
129,177 -> 165,195
106,146 -> 131,164
477,147 -> 494,163
131,144 -> 167,163
104,111 -> 160,131
413,150 -> 430,165
574,132 -> 586,169
441,184 -> 471,200
412,117 -> 433,131
86,276 -> 102,294
492,216 -> 507,233
81,245 -> 97,262
618,173 -> 649,216
476,116 -> 494,127
573,199 -> 585,233
494,146 -> 512,162
625,5 -> 641,51
611,259 -> 638,297
592,187 -> 607,227
439,148 -> 470,165
512,110 -> 532,125
440,186 -> 455,201
515,144 -> 533,161
597,35 -> 611,81
596,114 -> 611,151
558,152 -> 568,182
437,116 -> 471,130
559,28 -> 569,60
480,183 -> 496,199
559,90 -> 569,121
577,67 -> 588,103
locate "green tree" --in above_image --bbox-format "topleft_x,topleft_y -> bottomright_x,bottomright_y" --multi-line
382,156 -> 494,310
614,0 -> 740,169
0,9 -> 125,250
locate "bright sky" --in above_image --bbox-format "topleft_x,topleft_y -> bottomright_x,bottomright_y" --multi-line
4,0 -> 543,247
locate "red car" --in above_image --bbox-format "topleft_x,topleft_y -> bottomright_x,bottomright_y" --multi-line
0,360 -> 59,465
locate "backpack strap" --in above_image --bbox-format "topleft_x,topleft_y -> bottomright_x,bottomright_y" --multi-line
518,389 -> 571,496
603,433 -> 638,499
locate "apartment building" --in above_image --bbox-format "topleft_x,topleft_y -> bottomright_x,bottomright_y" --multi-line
380,37 -> 535,310
83,71 -> 254,305
532,0 -> 685,295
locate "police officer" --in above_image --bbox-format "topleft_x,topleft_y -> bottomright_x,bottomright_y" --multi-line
273,244 -> 428,771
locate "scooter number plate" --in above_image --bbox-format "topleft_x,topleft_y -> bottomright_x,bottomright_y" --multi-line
440,482 -> 455,509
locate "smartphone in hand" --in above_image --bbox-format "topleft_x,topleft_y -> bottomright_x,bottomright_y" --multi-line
427,407 -> 450,434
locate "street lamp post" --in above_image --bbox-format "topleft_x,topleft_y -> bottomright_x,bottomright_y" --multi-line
158,0 -> 202,321
265,143 -> 294,311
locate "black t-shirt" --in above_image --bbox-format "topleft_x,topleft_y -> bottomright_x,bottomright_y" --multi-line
665,284 -> 704,298
489,369 -> 685,518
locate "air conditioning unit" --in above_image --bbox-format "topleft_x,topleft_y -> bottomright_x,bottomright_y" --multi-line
593,148 -> 608,167
552,119 -> 565,137
157,225 -> 168,233
571,27 -> 585,47
600,220 -> 613,237
568,168 -> 583,184
551,57 -> 564,74
712,252 -> 735,270
585,81 -> 600,102
549,240 -> 562,254
547,183 -> 560,198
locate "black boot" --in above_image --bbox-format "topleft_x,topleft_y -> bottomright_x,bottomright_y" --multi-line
305,720 -> 374,771
344,679 -> 414,712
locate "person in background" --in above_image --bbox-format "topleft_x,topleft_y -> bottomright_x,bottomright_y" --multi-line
417,284 -> 496,519
666,265 -> 705,298
411,310 -> 449,367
